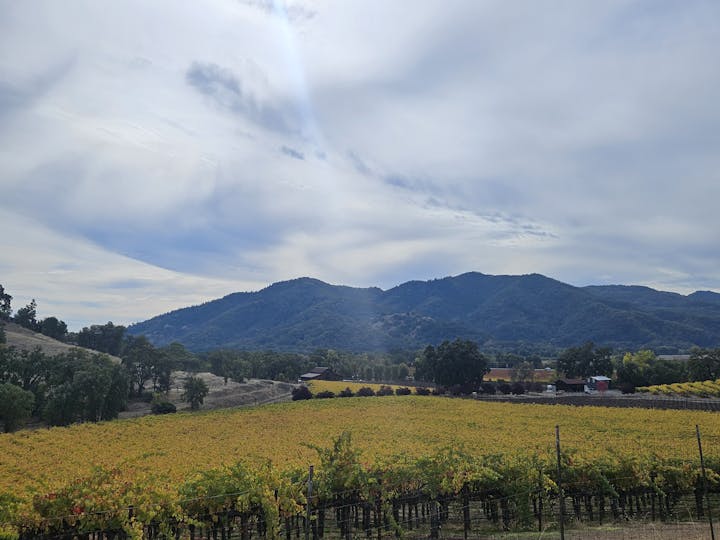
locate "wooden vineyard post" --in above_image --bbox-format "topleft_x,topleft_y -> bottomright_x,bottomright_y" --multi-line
306,465 -> 314,540
430,498 -> 440,540
556,425 -> 565,540
696,425 -> 715,540
650,471 -> 657,521
462,483 -> 470,540
537,468 -> 544,532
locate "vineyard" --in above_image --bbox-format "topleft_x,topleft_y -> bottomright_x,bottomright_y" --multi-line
0,397 -> 719,539
638,379 -> 720,398
307,380 -> 411,395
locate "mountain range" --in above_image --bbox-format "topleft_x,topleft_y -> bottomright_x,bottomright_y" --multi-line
127,272 -> 720,353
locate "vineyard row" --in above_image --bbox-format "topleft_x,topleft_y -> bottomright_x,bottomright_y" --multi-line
4,431 -> 718,540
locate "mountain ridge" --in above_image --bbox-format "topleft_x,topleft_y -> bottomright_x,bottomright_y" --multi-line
127,273 -> 720,353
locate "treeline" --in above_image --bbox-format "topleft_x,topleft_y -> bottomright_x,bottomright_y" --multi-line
0,307 -> 422,431
0,285 -> 70,342
0,347 -> 126,432
73,323 -> 417,384
556,341 -> 720,392
0,333 -> 219,431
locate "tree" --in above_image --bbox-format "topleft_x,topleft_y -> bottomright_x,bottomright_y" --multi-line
150,352 -> 174,393
43,349 -> 128,425
0,284 -> 11,321
396,362 -> 410,380
557,342 -> 613,378
207,349 -> 247,384
160,342 -> 201,372
0,346 -> 49,414
182,376 -> 209,410
0,383 -> 35,432
14,299 -> 39,331
687,348 -> 720,381
614,350 -> 687,388
511,361 -> 534,382
40,317 -> 68,341
77,322 -> 126,356
417,339 -> 489,390
496,352 -> 524,368
121,335 -> 160,396
647,358 -> 687,385
414,345 -> 439,382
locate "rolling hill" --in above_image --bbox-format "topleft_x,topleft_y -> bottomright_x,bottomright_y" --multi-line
3,321 -> 121,361
127,272 -> 720,352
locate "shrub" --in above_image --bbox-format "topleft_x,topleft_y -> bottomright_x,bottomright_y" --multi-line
395,387 -> 412,396
291,386 -> 313,401
338,387 -> 354,398
510,382 -> 525,395
527,381 -> 545,393
453,382 -> 476,395
431,386 -> 446,396
151,400 -> 177,414
377,385 -> 394,396
356,387 -> 376,397
498,382 -> 512,395
315,390 -> 336,399
619,383 -> 636,394
415,387 -> 431,396
480,382 -> 496,394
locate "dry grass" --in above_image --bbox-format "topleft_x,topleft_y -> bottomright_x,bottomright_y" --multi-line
119,373 -> 295,418
3,322 -> 121,361
308,379 -> 411,394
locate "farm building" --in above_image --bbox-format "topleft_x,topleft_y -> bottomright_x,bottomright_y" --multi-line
555,378 -> 586,392
299,366 -> 342,382
586,375 -> 611,392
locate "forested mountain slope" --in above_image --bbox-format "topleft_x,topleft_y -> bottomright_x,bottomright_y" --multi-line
128,273 -> 720,352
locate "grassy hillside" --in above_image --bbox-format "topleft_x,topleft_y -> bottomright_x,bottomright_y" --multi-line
3,322 -> 120,361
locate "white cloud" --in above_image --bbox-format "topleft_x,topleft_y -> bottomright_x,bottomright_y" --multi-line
1,0 -> 719,328
0,209 -> 265,329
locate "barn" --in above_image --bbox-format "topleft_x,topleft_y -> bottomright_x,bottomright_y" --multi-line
299,366 -> 342,382
555,378 -> 586,392
586,375 -> 611,393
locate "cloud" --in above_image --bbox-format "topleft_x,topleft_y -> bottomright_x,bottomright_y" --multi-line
237,0 -> 317,22
280,145 -> 304,160
186,61 -> 295,135
0,0 -> 719,328
0,209 -> 266,329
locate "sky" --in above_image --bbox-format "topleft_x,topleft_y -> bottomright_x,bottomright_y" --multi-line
1,0 -> 719,330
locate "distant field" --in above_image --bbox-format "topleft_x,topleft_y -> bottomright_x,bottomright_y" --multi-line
485,367 -> 557,382
307,379 -> 414,394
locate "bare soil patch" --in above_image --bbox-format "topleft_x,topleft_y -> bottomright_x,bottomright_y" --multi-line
440,521 -> 711,539
119,371 -> 296,418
